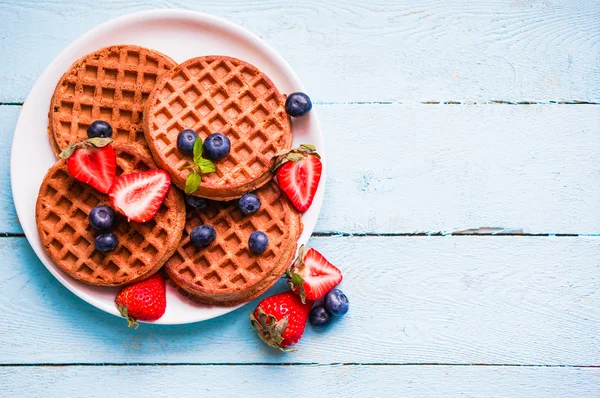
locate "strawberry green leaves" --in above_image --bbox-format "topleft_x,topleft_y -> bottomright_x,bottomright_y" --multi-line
185,138 -> 216,194
58,137 -> 114,159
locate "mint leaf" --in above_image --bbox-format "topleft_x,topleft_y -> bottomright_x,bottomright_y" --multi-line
193,138 -> 203,165
197,158 -> 216,174
185,171 -> 201,194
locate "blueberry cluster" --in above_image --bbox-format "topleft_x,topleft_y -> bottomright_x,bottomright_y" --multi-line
177,130 -> 231,161
309,289 -> 350,327
89,205 -> 118,252
185,192 -> 269,255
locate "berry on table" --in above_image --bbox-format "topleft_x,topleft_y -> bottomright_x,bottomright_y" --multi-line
309,305 -> 332,327
190,225 -> 217,248
89,205 -> 116,231
287,245 -> 342,302
324,288 -> 349,316
177,129 -> 198,156
87,120 -> 113,138
285,92 -> 312,117
185,194 -> 209,210
203,133 -> 230,161
250,290 -> 313,350
95,232 -> 118,252
238,193 -> 260,215
115,273 -> 166,327
249,231 -> 268,254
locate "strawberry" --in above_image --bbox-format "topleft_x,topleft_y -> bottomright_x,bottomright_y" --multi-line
287,245 -> 342,303
59,137 -> 116,194
272,144 -> 322,212
249,290 -> 312,351
109,169 -> 170,223
115,273 -> 166,327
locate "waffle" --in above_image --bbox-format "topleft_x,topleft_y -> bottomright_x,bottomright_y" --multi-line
165,181 -> 303,306
144,56 -> 292,201
36,145 -> 186,286
49,45 -> 177,154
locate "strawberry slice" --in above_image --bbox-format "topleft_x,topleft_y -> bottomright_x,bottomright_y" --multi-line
287,245 -> 342,302
272,145 -> 322,212
64,143 -> 116,194
109,170 -> 171,223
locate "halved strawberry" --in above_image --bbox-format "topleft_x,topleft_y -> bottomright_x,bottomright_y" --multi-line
272,145 -> 322,212
109,170 -> 171,223
287,245 -> 342,303
61,139 -> 116,194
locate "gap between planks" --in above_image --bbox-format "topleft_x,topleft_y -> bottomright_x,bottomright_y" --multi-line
1,101 -> 599,106
0,363 -> 599,368
2,233 -> 600,238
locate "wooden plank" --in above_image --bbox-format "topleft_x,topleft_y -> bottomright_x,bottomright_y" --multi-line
0,236 -> 597,365
0,0 -> 598,102
1,365 -> 598,397
2,104 -> 599,234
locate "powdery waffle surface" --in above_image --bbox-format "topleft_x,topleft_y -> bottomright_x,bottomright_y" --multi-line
36,145 -> 186,286
144,56 -> 292,201
49,45 -> 177,154
165,181 -> 303,306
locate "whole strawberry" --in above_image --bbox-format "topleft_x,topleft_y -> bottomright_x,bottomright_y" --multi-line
115,273 -> 166,327
250,291 -> 313,351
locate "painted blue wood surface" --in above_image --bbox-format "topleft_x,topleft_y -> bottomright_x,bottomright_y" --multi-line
2,105 -> 599,234
0,0 -> 599,103
1,0 -> 599,396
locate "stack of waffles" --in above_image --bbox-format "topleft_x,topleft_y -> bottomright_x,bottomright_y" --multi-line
36,47 -> 302,306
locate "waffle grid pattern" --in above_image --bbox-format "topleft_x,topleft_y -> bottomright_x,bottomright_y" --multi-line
51,45 -> 176,153
166,182 -> 296,293
145,56 -> 291,192
36,146 -> 185,286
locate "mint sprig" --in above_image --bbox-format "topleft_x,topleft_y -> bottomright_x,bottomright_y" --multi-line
184,138 -> 216,194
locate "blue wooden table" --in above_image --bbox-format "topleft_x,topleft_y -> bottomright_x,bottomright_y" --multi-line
1,1 -> 599,396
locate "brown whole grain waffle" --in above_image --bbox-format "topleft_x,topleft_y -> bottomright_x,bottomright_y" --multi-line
165,181 -> 303,306
36,145 -> 186,286
49,45 -> 177,154
144,56 -> 292,201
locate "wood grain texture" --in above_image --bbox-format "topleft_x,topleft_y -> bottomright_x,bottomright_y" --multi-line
1,365 -> 599,397
0,0 -> 598,102
0,236 -> 598,365
2,105 -> 599,234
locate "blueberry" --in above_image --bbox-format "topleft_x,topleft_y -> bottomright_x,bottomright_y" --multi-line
190,225 -> 216,248
89,205 -> 116,231
203,133 -> 230,161
95,233 -> 118,252
238,193 -> 261,215
87,120 -> 113,138
248,231 -> 269,254
324,289 -> 349,316
177,129 -> 198,156
285,92 -> 312,117
309,305 -> 332,327
185,195 -> 209,210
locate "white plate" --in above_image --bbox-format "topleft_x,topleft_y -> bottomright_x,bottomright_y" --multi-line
10,10 -> 325,325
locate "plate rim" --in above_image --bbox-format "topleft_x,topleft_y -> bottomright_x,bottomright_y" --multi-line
10,9 -> 326,325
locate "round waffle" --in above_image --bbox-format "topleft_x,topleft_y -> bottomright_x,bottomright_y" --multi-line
165,181 -> 303,306
144,56 -> 292,201
36,145 -> 186,286
49,45 -> 177,154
